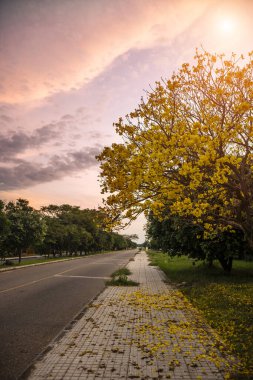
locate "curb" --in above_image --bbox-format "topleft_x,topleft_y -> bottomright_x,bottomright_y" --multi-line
0,256 -> 87,273
0,250 -> 137,273
19,286 -> 107,380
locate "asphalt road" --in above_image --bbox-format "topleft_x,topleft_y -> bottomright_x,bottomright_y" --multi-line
0,249 -> 137,380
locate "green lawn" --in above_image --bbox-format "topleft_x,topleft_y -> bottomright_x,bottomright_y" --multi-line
148,251 -> 253,378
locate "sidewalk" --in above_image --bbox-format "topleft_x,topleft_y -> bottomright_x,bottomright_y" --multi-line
28,251 -> 237,380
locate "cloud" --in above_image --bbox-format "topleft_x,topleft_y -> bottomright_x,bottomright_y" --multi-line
0,124 -> 64,161
61,114 -> 74,121
0,0 -> 210,104
0,115 -> 13,123
0,147 -> 100,190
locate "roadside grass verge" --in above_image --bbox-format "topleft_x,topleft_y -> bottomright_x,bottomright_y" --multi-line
0,250 -> 134,269
148,251 -> 253,378
0,256 -> 85,269
106,267 -> 139,286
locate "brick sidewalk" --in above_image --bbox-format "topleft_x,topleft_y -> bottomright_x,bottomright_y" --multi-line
28,251 -> 237,379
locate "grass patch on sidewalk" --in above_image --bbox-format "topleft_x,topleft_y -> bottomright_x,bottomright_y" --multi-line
106,267 -> 139,286
148,251 -> 253,378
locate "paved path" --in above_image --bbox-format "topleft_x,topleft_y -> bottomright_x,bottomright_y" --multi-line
28,251 -> 237,380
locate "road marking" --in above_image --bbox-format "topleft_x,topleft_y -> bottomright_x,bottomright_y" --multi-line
0,263 -> 118,293
0,263 -> 93,293
86,262 -> 116,264
0,274 -> 54,294
0,254 -> 133,293
54,274 -> 110,280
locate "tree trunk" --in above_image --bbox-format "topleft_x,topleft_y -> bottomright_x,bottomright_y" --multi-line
245,234 -> 253,255
18,249 -> 22,264
241,220 -> 253,256
207,258 -> 213,268
218,256 -> 233,273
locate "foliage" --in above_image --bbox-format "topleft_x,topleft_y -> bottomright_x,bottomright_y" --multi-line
97,50 -> 253,252
106,267 -> 139,286
146,211 -> 250,271
149,251 -> 253,377
3,199 -> 46,263
111,267 -> 132,277
0,199 -> 137,261
0,200 -> 9,260
147,212 -> 204,258
40,205 -> 137,256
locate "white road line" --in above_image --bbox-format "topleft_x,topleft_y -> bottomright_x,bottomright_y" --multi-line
54,274 -> 110,280
0,256 -> 129,293
0,274 -> 54,294
0,270 -> 110,294
0,264 -> 99,293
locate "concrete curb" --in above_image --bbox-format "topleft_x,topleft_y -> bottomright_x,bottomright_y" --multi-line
0,256 -> 87,273
19,286 -> 107,380
0,250 -> 137,273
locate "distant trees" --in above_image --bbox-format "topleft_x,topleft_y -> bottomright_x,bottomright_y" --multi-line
0,199 -> 137,262
2,199 -> 46,263
39,204 -> 136,256
39,204 -> 96,256
0,200 -> 9,260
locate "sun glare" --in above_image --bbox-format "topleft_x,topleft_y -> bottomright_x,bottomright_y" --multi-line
218,16 -> 236,34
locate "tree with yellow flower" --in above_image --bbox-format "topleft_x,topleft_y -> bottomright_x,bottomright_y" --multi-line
97,50 -> 253,254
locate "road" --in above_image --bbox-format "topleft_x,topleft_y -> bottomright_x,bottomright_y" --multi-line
0,249 -> 136,380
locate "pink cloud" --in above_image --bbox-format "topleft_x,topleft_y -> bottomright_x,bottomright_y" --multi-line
0,0 -> 210,104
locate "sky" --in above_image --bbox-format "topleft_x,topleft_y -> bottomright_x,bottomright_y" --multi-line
0,0 -> 252,243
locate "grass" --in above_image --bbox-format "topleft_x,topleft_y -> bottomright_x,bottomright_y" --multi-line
0,256 -> 82,268
148,251 -> 253,378
106,267 -> 139,286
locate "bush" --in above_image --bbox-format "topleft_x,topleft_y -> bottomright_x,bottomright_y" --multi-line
106,267 -> 139,286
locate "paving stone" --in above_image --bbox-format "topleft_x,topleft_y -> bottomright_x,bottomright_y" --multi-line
29,251 -> 237,380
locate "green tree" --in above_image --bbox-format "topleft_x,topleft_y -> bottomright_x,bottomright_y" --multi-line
39,204 -> 137,256
0,200 -> 9,261
146,212 -> 248,272
4,199 -> 46,263
79,228 -> 93,254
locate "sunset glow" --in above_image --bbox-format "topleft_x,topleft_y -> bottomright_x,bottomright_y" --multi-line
0,0 -> 252,241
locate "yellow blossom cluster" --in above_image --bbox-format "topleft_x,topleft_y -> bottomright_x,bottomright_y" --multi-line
97,50 -> 253,246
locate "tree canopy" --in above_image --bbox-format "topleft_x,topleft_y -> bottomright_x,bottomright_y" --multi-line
97,50 -> 253,253
0,199 -> 137,262
146,211 -> 249,272
3,199 -> 46,263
